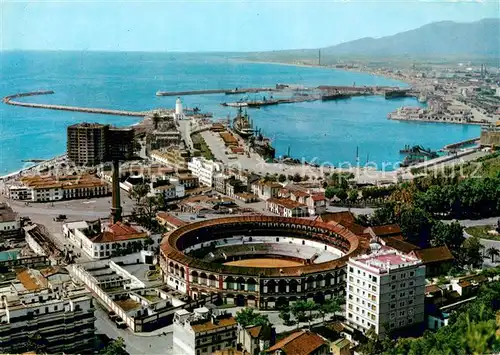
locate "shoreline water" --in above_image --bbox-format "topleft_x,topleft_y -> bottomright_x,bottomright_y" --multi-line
235,58 -> 414,87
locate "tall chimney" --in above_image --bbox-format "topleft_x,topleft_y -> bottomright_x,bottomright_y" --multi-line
110,159 -> 122,223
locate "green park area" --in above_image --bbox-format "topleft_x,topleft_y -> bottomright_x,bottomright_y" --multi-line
465,225 -> 500,242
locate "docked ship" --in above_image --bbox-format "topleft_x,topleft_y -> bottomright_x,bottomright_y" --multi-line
232,107 -> 254,139
251,131 -> 276,161
321,93 -> 351,101
385,89 -> 409,99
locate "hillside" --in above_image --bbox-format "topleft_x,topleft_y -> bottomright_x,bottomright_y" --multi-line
244,18 -> 499,62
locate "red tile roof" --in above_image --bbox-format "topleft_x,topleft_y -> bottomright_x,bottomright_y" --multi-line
317,211 -> 356,225
157,212 -> 188,228
381,237 -> 420,254
267,197 -> 307,210
91,222 -> 148,243
367,224 -> 402,237
411,246 -> 454,264
310,194 -> 325,201
266,330 -> 325,355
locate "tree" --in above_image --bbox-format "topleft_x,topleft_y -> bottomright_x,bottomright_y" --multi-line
325,186 -> 337,199
459,237 -> 484,269
292,173 -> 302,183
322,297 -> 342,321
291,300 -> 317,328
100,337 -> 127,355
486,247 -> 499,263
130,183 -> 150,205
152,113 -> 160,130
278,174 -> 287,183
235,308 -> 270,327
430,221 -> 465,252
336,188 -> 348,202
279,309 -> 293,326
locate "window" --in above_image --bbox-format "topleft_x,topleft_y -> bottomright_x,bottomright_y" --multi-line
349,276 -> 354,282
391,304 -> 395,309
276,237 -> 279,242
400,310 -> 405,316
54,305 -> 58,311
349,286 -> 353,291
401,283 -> 406,288
391,284 -> 396,290
371,295 -> 376,301
349,267 -> 354,272
409,281 -> 414,286
372,305 -> 376,311
349,295 -> 353,300
400,301 -> 405,307
391,294 -> 396,300
348,304 -> 353,310
409,290 -> 414,296
357,270 -> 360,274
401,273 -> 407,278
400,292 -> 406,297
410,271 -> 414,277
391,275 -> 396,280
371,314 -> 376,320
408,299 -> 414,305
408,317 -> 413,324
362,300 -> 365,305
356,307 -> 359,312
372,286 -> 377,292
348,313 -> 353,318
302,240 -> 305,245
390,323 -> 395,328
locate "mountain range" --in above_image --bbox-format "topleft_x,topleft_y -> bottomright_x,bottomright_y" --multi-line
245,18 -> 499,60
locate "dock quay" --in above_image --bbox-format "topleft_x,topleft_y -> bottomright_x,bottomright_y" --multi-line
156,87 -> 277,96
3,91 -> 147,117
443,137 -> 480,151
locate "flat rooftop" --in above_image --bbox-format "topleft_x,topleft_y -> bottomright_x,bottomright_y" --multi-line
350,246 -> 421,273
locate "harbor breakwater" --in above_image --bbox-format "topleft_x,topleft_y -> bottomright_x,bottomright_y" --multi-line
3,91 -> 148,117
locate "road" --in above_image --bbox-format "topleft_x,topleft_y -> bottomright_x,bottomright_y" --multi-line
95,304 -> 173,355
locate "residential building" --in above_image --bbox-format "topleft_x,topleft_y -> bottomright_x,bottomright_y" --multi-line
214,173 -> 229,194
346,246 -> 426,335
238,324 -> 275,355
150,147 -> 195,170
265,330 -> 328,355
188,157 -> 222,187
67,122 -> 107,166
9,175 -> 109,202
0,203 -> 21,236
171,174 -> 200,189
0,267 -> 95,354
330,338 -> 351,355
251,181 -> 281,201
364,225 -> 402,239
156,212 -> 188,231
67,123 -> 134,166
151,182 -> 185,200
306,193 -> 327,216
265,197 -> 308,217
173,307 -> 237,355
409,246 -> 454,278
63,220 -> 160,259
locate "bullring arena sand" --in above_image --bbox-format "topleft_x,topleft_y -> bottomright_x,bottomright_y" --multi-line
224,258 -> 304,268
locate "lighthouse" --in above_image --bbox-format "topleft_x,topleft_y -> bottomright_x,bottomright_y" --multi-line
175,97 -> 183,121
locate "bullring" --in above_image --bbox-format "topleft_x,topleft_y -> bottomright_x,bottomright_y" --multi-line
160,215 -> 369,309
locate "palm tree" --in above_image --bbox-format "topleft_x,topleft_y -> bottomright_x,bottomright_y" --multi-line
486,247 -> 500,263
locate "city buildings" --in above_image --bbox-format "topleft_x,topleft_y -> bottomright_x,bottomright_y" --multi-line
150,181 -> 185,200
265,330 -> 328,355
173,307 -> 237,355
265,197 -> 308,217
0,267 -> 95,354
251,181 -> 281,201
8,174 -> 109,202
346,246 -> 426,335
188,157 -> 222,187
0,203 -> 20,236
150,147 -> 195,170
62,220 -> 160,259
238,324 -> 275,355
67,123 -> 134,166
156,212 -> 188,231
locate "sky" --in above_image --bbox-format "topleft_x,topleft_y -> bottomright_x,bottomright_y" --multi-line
2,0 -> 499,52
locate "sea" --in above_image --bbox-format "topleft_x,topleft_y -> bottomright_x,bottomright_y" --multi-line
0,51 -> 480,174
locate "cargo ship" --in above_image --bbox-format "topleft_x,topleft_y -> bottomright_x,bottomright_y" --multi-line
385,89 -> 409,99
321,93 -> 351,101
251,131 -> 276,161
232,107 -> 254,139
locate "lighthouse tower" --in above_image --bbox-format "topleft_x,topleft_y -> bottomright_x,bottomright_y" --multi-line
175,97 -> 183,121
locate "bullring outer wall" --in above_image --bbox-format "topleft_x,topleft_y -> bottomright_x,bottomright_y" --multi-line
160,215 -> 369,309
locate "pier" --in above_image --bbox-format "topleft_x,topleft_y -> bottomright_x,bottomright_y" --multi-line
443,137 -> 480,151
156,87 -> 277,96
3,91 -> 147,117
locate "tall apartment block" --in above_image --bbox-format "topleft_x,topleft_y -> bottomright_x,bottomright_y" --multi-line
0,268 -> 95,354
67,123 -> 134,166
67,123 -> 107,166
346,246 -> 426,335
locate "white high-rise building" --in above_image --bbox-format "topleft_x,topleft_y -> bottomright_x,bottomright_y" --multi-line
187,157 -> 222,187
346,245 -> 426,335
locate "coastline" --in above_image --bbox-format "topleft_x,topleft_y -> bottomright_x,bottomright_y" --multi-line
236,58 -> 414,87
0,154 -> 66,181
